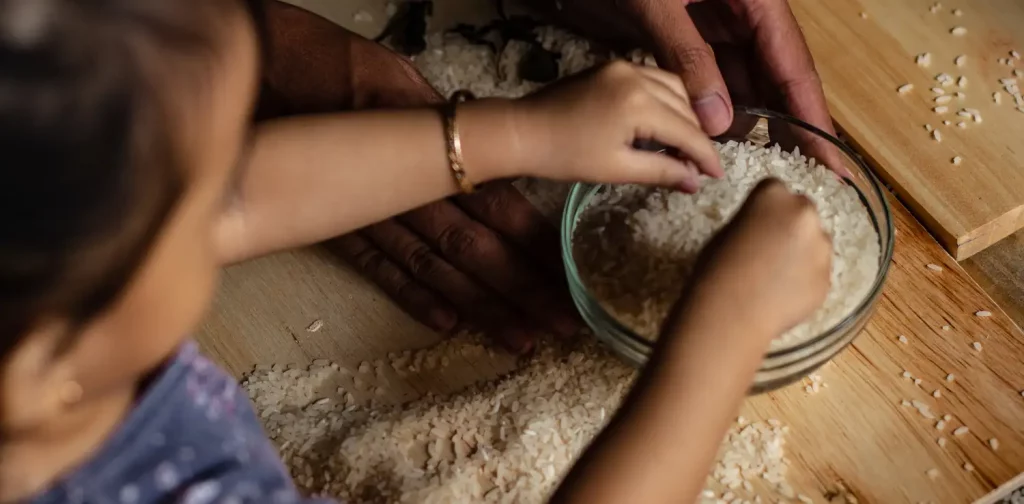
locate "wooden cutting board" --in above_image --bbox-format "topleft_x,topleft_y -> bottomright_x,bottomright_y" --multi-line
791,0 -> 1024,260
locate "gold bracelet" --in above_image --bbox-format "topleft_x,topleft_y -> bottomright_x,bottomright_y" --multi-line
443,90 -> 476,194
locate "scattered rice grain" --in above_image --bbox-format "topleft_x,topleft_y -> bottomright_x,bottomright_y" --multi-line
351,10 -> 373,23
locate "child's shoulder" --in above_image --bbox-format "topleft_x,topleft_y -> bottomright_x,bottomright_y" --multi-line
32,343 -> 335,504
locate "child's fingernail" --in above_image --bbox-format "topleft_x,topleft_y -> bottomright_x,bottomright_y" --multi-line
676,178 -> 700,193
674,162 -> 701,193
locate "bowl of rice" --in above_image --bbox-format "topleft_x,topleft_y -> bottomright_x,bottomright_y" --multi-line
561,106 -> 894,393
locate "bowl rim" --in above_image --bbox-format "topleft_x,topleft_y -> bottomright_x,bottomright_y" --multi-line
560,105 -> 896,361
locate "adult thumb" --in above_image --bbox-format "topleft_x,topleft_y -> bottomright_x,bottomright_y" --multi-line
634,2 -> 734,135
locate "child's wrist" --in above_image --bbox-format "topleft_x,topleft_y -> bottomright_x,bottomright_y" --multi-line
457,99 -> 537,182
662,291 -> 780,352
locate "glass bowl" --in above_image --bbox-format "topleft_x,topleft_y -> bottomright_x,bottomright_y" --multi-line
560,106 -> 895,394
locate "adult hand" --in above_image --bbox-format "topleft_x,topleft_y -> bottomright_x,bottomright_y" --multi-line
261,0 -> 579,353
331,184 -> 580,354
540,0 -> 846,173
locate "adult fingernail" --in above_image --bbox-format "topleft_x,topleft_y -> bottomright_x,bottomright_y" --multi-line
428,309 -> 459,332
500,328 -> 535,355
694,92 -> 731,136
550,311 -> 582,337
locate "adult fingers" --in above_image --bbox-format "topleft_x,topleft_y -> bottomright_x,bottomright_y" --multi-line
749,57 -> 850,177
713,45 -> 762,140
455,183 -> 563,278
630,0 -> 733,135
327,232 -> 458,333
456,184 -> 583,336
738,0 -> 847,174
360,218 -> 536,353
401,198 -> 580,338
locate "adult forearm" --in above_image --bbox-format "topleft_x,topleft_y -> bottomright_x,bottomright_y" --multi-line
216,100 -> 521,264
552,312 -> 771,504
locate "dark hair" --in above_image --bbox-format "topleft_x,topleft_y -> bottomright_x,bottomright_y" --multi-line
0,0 -> 260,362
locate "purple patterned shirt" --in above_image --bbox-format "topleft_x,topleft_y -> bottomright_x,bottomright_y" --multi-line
32,342 -> 334,504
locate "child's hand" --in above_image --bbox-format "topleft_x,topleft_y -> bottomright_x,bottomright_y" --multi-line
514,60 -> 723,192
679,179 -> 832,340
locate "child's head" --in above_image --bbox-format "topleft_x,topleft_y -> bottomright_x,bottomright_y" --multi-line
0,0 -> 259,491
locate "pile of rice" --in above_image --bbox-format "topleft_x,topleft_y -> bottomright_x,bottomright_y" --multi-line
245,334 -> 796,503
241,26 -> 823,504
573,141 -> 882,349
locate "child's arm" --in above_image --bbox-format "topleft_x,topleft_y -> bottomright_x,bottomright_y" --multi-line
551,179 -> 833,504
215,62 -> 722,264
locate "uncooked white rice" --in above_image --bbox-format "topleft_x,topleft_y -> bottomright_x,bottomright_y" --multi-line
244,333 -> 794,503
238,26 -> 807,504
572,142 -> 881,349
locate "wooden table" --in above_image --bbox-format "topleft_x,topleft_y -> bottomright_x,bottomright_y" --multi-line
199,190 -> 1024,503
197,1 -> 1024,502
791,0 -> 1024,260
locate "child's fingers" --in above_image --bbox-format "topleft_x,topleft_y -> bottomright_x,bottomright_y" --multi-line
634,65 -> 691,105
620,150 -> 702,191
638,79 -> 700,127
638,105 -> 723,178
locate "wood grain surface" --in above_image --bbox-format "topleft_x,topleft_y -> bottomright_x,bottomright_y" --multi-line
736,194 -> 1024,503
195,1 -> 1024,501
963,228 -> 1024,331
198,187 -> 1024,503
790,0 -> 1024,260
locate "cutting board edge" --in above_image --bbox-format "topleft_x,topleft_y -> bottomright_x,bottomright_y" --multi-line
955,204 -> 1024,261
